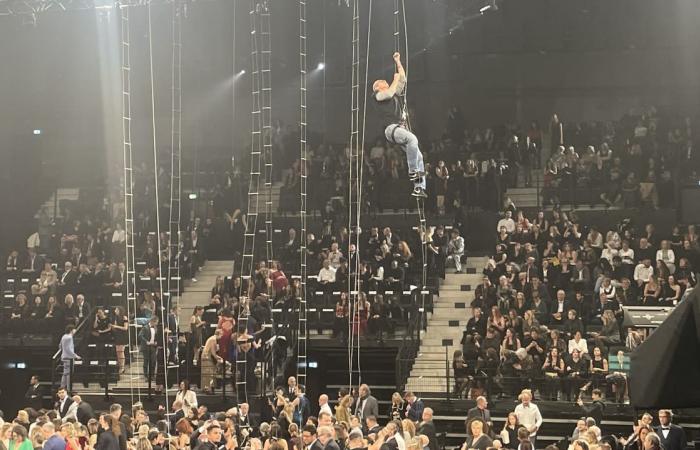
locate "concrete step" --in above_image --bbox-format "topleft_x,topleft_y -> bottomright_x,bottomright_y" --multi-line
444,274 -> 484,284
437,290 -> 474,299
428,313 -> 471,322
420,336 -> 464,346
410,367 -> 455,376
417,344 -> 466,353
431,304 -> 472,312
405,380 -> 448,393
507,187 -> 538,194
424,319 -> 470,327
412,361 -> 452,369
439,284 -> 476,291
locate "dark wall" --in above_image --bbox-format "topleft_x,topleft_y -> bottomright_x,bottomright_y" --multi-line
0,0 -> 699,181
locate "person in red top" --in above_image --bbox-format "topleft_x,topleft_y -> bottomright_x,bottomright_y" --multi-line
217,311 -> 235,360
269,261 -> 289,295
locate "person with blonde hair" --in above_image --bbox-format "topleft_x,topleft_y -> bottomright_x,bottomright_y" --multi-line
514,390 -> 542,449
335,393 -> 353,425
390,392 -> 405,421
31,427 -> 46,450
2,423 -> 14,450
201,329 -> 223,394
135,425 -> 152,450
59,423 -> 80,450
401,420 -> 416,442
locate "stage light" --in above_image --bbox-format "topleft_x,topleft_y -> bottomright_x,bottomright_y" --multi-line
316,62 -> 325,70
239,69 -> 246,75
33,129 -> 41,135
480,0 -> 498,14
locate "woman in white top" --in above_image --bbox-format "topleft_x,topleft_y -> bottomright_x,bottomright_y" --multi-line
174,379 -> 198,416
656,240 -> 676,274
600,244 -> 619,264
619,241 -> 635,267
568,330 -> 589,355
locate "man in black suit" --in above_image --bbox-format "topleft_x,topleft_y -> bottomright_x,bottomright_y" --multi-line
467,396 -> 492,431
138,317 -> 161,382
550,289 -> 571,325
58,262 -> 78,297
55,387 -> 73,419
25,375 -> 43,410
75,294 -> 91,323
465,307 -> 487,337
170,400 -> 186,433
365,416 -> 381,438
656,409 -> 686,450
302,425 -> 324,450
576,389 -> 604,431
417,407 -> 438,450
236,402 -> 256,439
75,264 -> 94,297
73,395 -> 94,426
23,248 -> 43,277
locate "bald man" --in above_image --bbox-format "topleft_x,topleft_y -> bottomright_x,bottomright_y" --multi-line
318,394 -> 332,417
418,407 -> 438,450
372,52 -> 426,198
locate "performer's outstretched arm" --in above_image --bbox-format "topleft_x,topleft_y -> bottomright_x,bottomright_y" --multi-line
393,52 -> 407,95
377,52 -> 407,101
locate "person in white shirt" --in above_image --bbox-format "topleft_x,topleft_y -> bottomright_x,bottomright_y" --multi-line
601,243 -> 619,264
633,259 -> 654,288
496,211 -> 516,233
318,259 -> 337,306
568,330 -> 589,355
656,240 -> 676,274
328,243 -> 343,269
446,229 -> 465,273
318,394 -> 333,417
318,260 -> 336,285
514,390 -> 543,448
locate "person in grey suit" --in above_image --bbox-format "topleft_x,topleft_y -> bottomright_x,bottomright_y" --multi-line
354,384 -> 379,428
467,396 -> 493,432
59,325 -> 81,389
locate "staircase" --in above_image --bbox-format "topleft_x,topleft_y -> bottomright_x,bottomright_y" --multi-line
177,260 -> 235,329
36,188 -> 81,219
405,257 -> 487,396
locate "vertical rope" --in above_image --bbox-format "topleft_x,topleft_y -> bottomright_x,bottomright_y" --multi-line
147,2 -> 169,410
120,2 -> 140,406
297,0 -> 308,389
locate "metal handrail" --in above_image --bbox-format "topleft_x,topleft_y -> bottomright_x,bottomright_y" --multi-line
52,313 -> 92,361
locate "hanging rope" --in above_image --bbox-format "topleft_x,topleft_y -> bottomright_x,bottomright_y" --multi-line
119,3 -> 141,406
347,0 -> 372,392
147,2 -> 170,410
297,0 -> 308,390
393,0 -> 427,306
167,0 -> 184,381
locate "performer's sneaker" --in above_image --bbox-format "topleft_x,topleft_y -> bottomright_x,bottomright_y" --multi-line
408,171 -> 425,181
411,187 -> 428,198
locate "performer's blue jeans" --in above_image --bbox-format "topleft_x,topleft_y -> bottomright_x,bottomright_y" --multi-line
385,124 -> 426,189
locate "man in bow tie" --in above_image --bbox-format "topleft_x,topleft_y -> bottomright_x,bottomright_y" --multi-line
655,410 -> 685,450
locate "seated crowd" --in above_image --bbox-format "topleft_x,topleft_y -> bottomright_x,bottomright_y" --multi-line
450,207 -> 698,403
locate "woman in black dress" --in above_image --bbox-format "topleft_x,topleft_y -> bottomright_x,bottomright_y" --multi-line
92,308 -> 112,344
111,306 -> 129,374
